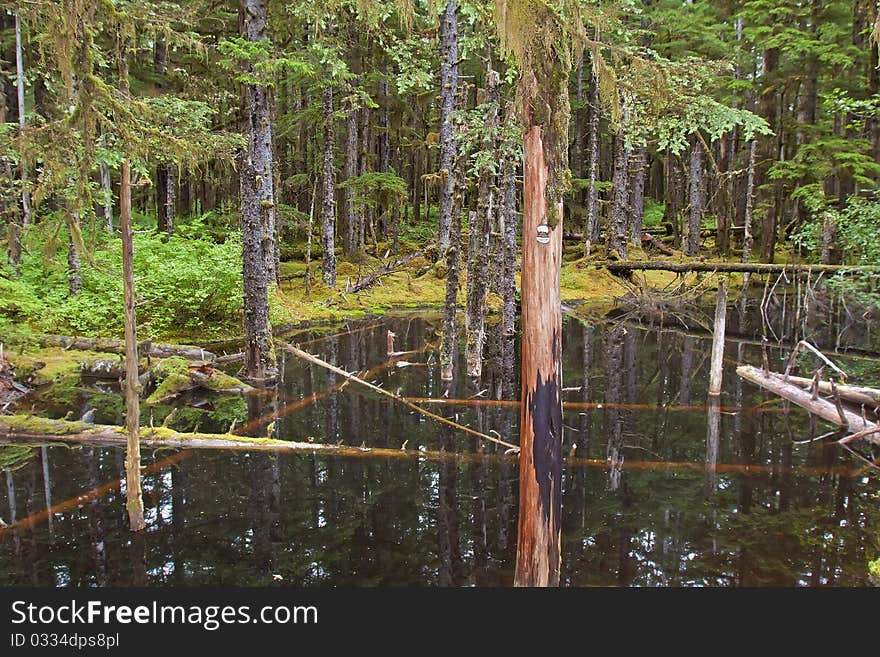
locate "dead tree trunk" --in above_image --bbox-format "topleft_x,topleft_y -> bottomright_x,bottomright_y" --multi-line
515,77 -> 564,587
117,37 -> 145,533
239,0 -> 277,380
708,278 -> 728,397
321,83 -> 336,286
436,0 -> 459,258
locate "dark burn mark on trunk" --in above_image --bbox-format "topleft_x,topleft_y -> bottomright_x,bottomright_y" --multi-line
528,332 -> 563,525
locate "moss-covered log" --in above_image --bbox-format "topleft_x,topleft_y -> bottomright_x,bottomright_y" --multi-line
0,414 -> 856,476
22,335 -> 216,361
146,360 -> 252,404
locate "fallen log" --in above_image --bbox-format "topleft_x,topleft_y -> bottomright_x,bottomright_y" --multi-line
343,251 -> 423,295
145,362 -> 252,404
26,335 -> 215,361
0,414 -> 854,479
596,260 -> 877,275
773,373 -> 880,408
736,365 -> 880,444
640,233 -> 675,256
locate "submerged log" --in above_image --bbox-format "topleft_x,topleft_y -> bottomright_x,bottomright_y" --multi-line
26,335 -> 216,361
0,415 -> 856,477
736,365 -> 880,444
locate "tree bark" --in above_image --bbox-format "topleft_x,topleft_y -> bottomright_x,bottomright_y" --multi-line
239,0 -> 277,380
499,109 -> 518,337
155,37 -> 174,236
607,125 -> 630,259
436,0 -> 459,258
117,34 -> 145,532
629,145 -> 646,243
343,95 -> 359,257
515,92 -> 563,588
15,11 -> 31,229
439,150 -> 464,381
584,56 -> 600,252
321,84 -> 336,286
465,69 -> 499,378
686,134 -> 705,257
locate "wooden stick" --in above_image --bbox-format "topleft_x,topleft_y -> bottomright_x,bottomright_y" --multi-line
837,426 -> 880,445
783,340 -> 847,381
278,342 -> 519,451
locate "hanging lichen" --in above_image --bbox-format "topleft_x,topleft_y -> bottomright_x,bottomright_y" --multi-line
493,0 -> 587,227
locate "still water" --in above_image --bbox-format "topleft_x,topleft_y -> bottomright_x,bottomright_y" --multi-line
2,297 -> 879,586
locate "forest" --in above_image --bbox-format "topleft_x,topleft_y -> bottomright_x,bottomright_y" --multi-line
1,0 -> 880,588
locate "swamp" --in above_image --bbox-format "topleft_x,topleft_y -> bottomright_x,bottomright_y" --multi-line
2,0 -> 880,588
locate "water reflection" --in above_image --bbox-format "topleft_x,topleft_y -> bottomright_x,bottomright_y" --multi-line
1,303 -> 879,586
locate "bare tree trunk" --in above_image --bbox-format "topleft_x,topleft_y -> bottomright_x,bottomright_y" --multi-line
67,219 -> 81,294
343,95 -> 358,257
240,0 -> 276,380
584,57 -> 600,253
465,69 -> 499,378
708,278 -> 728,397
321,84 -> 336,286
117,34 -> 145,532
99,136 -> 113,233
607,124 -> 630,259
515,82 -> 564,588
499,109 -> 518,337
439,158 -> 464,381
154,37 -> 174,236
436,0 -> 459,258
15,11 -> 31,229
630,145 -> 646,243
742,140 -> 756,271
686,134 -> 705,257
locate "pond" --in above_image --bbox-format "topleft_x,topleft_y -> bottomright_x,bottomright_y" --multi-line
2,294 -> 879,586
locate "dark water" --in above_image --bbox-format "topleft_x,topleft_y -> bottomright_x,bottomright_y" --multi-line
2,295 -> 880,586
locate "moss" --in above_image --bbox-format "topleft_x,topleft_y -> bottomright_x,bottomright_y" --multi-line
199,371 -> 251,393
0,414 -> 114,435
146,372 -> 193,405
43,375 -> 84,407
8,348 -> 117,386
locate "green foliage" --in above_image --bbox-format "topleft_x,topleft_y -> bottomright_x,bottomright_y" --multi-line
338,171 -> 407,212
1,226 -> 245,340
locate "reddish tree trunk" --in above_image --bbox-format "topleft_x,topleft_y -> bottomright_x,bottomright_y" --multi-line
515,115 -> 563,587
